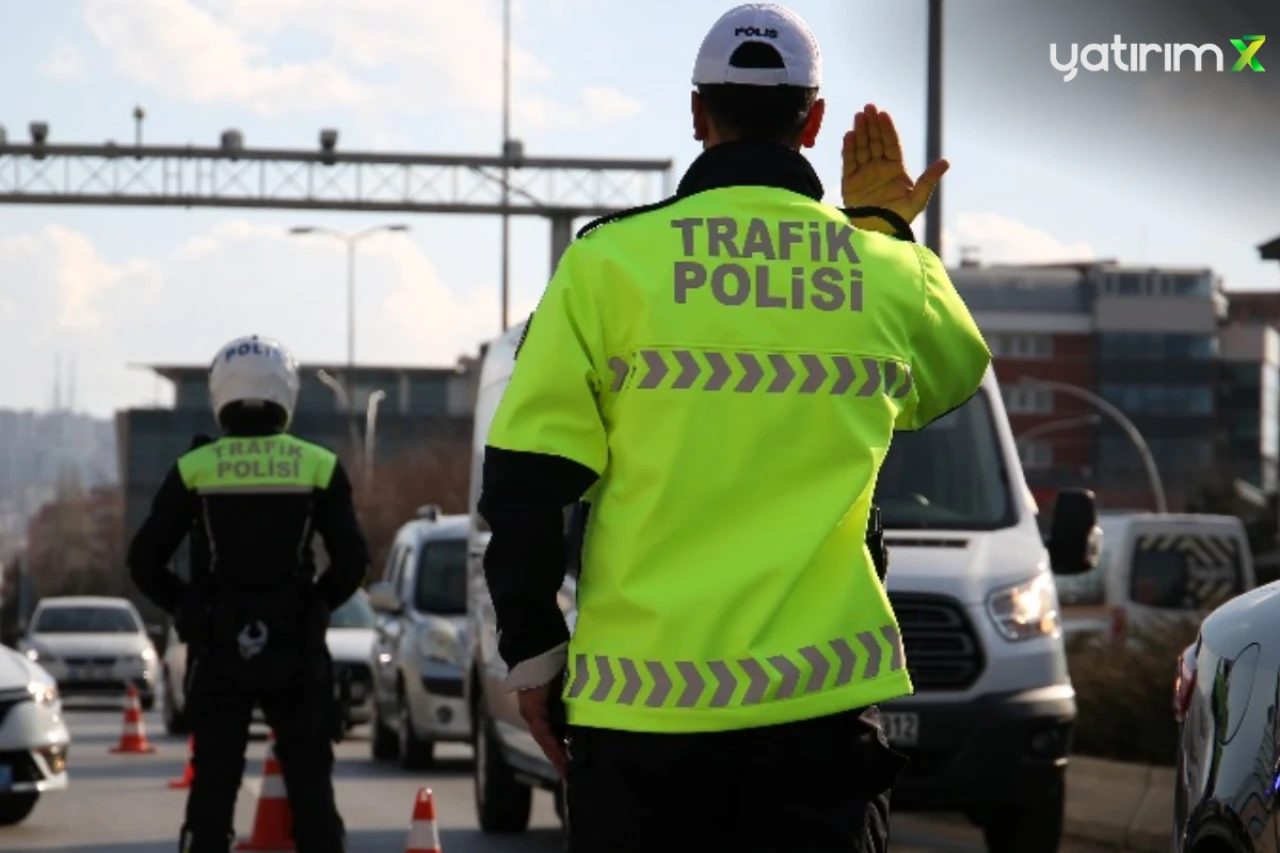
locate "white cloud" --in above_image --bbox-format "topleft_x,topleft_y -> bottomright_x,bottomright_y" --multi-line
0,219 -> 537,416
942,213 -> 1096,266
41,38 -> 84,78
62,0 -> 644,128
582,86 -> 644,122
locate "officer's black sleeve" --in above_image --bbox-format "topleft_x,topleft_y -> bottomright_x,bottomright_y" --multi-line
479,448 -> 597,683
127,464 -> 197,615
312,460 -> 371,610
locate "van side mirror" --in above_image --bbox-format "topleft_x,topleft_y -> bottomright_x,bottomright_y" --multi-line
367,581 -> 403,615
1047,488 -> 1102,576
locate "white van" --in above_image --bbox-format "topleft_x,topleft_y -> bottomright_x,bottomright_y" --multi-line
464,318 -> 1100,853
1057,512 -> 1255,643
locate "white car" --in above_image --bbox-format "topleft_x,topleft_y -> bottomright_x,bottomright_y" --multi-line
19,597 -> 161,709
0,643 -> 70,825
160,591 -> 377,735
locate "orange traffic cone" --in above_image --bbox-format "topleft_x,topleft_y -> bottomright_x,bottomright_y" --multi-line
110,684 -> 157,754
168,736 -> 195,788
404,788 -> 442,853
236,731 -> 294,851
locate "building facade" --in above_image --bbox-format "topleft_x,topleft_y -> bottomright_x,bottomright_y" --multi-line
1218,325 -> 1280,493
952,262 -> 1232,512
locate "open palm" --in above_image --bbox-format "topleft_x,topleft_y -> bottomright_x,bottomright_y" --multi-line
842,103 -> 948,226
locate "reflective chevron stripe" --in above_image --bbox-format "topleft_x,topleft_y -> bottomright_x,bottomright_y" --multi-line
606,349 -> 911,397
1134,533 -> 1243,607
564,625 -> 905,709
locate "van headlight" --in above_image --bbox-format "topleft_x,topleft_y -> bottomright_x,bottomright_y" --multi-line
28,681 -> 59,706
417,625 -> 461,665
986,575 -> 1060,641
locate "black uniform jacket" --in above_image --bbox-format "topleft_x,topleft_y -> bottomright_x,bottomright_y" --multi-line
127,431 -> 370,645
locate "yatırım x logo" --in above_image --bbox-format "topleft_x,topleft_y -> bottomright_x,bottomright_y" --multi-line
1230,35 -> 1265,72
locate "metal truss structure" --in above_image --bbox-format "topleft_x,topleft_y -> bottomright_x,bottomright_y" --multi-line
0,143 -> 674,220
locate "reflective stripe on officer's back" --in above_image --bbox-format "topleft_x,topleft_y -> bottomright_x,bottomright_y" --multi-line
609,349 -> 914,397
565,624 -> 904,709
177,434 -> 338,494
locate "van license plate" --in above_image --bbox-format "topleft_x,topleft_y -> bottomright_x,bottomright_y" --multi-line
881,712 -> 919,746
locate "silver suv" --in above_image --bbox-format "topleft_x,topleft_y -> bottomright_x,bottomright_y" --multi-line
367,506 -> 472,768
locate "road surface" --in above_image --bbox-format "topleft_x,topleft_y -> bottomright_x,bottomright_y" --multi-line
2,704 -> 1113,852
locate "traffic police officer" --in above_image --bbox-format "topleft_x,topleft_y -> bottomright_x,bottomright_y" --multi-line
128,334 -> 369,853
478,4 -> 990,850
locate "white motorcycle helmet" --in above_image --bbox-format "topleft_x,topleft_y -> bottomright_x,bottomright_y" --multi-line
208,334 -> 301,431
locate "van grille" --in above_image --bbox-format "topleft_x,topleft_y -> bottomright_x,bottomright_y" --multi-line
888,593 -> 985,691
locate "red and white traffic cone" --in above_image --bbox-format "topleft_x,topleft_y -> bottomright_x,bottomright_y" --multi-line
110,684 -> 157,754
168,735 -> 195,788
404,788 -> 442,853
236,731 -> 294,851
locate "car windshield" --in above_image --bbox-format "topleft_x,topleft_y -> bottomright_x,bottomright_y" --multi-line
415,537 -> 467,615
34,605 -> 140,634
874,389 -> 1014,530
329,593 -> 376,629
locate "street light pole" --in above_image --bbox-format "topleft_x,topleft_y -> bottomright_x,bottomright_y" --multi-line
289,222 -> 411,403
1018,378 -> 1168,513
346,239 -> 356,400
924,0 -> 943,256
1015,414 -> 1103,444
500,0 -> 512,331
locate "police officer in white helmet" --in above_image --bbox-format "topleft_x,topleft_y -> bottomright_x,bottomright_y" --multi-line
128,335 -> 370,853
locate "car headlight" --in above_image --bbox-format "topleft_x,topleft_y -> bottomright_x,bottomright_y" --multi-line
416,624 -> 461,665
986,574 -> 1060,641
139,648 -> 156,662
24,648 -> 42,663
28,681 -> 59,706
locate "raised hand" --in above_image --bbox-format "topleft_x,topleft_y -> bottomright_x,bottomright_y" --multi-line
842,103 -> 948,228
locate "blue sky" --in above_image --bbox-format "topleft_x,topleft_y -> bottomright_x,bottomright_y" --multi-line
0,0 -> 1276,416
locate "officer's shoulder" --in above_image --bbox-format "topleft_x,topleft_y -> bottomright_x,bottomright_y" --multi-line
575,195 -> 684,241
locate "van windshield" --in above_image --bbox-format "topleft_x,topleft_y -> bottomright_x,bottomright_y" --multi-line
874,389 -> 1014,530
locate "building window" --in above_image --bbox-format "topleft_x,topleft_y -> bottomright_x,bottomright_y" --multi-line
1098,383 -> 1214,415
989,334 -> 1053,360
1003,387 -> 1054,414
1097,333 -> 1216,360
1019,441 -> 1053,469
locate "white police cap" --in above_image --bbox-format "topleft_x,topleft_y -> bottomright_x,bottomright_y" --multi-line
692,3 -> 822,89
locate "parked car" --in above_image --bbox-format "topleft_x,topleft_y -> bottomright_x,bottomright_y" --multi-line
464,320 -> 1101,849
1059,512 -> 1255,644
0,642 -> 70,825
366,506 -> 471,769
1173,580 -> 1280,853
328,590 -> 378,730
160,590 -> 378,735
18,596 -> 160,708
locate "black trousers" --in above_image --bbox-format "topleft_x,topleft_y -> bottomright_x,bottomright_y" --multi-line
182,651 -> 344,853
565,707 -> 907,853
